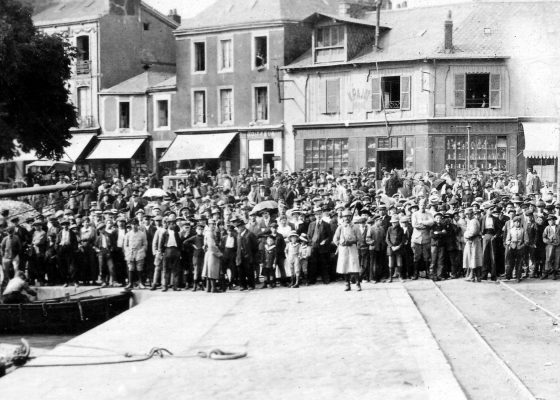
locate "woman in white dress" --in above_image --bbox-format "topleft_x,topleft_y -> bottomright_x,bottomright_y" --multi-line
333,209 -> 364,291
202,226 -> 222,292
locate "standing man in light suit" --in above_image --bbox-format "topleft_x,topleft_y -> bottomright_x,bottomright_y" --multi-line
411,199 -> 434,279
124,219 -> 147,289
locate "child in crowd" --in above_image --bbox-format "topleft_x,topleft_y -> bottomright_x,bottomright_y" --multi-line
385,215 -> 404,282
262,234 -> 277,288
284,231 -> 300,288
298,233 -> 311,286
185,223 -> 205,291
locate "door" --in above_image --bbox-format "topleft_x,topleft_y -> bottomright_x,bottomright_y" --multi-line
377,150 -> 404,179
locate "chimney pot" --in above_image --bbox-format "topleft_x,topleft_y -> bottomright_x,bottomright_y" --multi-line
168,9 -> 181,24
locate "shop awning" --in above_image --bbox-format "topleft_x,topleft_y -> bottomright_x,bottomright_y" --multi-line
159,132 -> 237,163
523,122 -> 560,158
26,160 -> 73,171
63,133 -> 96,162
87,138 -> 145,160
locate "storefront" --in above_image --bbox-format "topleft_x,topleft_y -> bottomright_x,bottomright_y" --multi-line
240,127 -> 283,174
86,137 -> 149,178
294,120 -> 519,176
159,132 -> 239,174
521,121 -> 559,188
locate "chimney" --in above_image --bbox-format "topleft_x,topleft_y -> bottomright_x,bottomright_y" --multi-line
168,9 -> 181,24
338,1 -> 352,16
339,0 -> 377,18
444,10 -> 453,53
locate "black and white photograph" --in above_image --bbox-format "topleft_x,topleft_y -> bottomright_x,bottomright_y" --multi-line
0,0 -> 559,398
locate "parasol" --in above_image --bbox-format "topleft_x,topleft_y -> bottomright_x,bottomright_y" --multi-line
252,200 -> 278,214
142,188 -> 167,198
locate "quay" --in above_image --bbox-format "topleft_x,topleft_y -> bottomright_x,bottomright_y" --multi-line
0,284 -> 465,400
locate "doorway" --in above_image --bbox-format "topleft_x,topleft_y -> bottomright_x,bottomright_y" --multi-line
377,150 -> 404,179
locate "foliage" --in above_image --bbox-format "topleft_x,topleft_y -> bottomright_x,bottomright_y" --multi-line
0,0 -> 77,161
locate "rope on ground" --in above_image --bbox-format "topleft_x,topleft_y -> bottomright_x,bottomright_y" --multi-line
17,346 -> 247,368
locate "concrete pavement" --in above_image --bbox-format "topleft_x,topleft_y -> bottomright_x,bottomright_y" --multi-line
0,284 -> 466,400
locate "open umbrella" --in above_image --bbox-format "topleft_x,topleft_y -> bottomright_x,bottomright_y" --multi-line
252,200 -> 278,214
142,188 -> 167,198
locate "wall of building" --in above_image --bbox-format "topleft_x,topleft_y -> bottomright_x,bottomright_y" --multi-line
174,27 -> 285,129
100,94 -> 147,135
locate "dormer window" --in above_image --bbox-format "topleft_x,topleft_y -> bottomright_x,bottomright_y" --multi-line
314,25 -> 345,63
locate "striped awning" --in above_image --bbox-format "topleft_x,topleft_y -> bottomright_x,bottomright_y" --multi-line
523,122 -> 560,158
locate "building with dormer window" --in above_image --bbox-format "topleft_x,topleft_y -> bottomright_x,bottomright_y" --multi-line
282,1 -> 560,185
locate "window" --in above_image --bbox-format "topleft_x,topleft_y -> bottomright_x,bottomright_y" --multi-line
454,73 -> 501,108
219,39 -> 233,71
254,36 -> 267,69
143,22 -> 150,31
193,42 -> 206,72
156,99 -> 169,128
76,36 -> 89,61
219,88 -> 233,124
371,76 -> 411,111
119,101 -> 130,129
193,91 -> 206,125
445,135 -> 507,171
315,25 -> 345,63
254,86 -> 268,121
304,139 -> 348,174
76,35 -> 90,75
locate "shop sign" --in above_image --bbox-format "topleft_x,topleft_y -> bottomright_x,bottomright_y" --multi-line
247,131 -> 275,139
272,156 -> 281,161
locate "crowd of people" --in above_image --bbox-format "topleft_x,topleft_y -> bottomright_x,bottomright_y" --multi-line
0,164 -> 557,300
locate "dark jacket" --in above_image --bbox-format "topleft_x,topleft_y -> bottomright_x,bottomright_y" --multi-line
307,219 -> 332,254
236,229 -> 259,265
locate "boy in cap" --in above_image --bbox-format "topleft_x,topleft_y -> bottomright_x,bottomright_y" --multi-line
298,233 -> 311,286
429,212 -> 447,281
385,215 -> 404,282
284,231 -> 301,288
505,216 -> 527,282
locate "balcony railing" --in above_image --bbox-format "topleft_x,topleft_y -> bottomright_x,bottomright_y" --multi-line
76,60 -> 91,75
76,115 -> 96,129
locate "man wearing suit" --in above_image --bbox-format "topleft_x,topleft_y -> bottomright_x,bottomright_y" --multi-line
124,219 -> 147,289
56,219 -> 78,286
235,219 -> 258,291
128,191 -> 144,219
94,222 -> 116,287
307,206 -> 332,284
480,203 -> 503,281
160,216 -> 182,291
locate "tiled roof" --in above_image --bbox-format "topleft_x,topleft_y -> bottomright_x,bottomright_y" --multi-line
177,0 -> 339,33
30,0 -> 109,25
100,71 -> 175,95
286,1 -> 560,68
148,76 -> 177,91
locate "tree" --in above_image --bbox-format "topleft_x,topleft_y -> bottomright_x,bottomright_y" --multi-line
0,0 -> 77,161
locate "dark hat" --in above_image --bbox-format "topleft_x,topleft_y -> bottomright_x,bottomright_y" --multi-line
548,214 -> 557,221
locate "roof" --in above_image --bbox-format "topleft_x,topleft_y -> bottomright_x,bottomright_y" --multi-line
31,0 -> 108,25
176,0 -> 339,34
286,1 -> 560,68
100,71 -> 176,95
148,76 -> 177,92
302,12 -> 389,29
30,0 -> 177,27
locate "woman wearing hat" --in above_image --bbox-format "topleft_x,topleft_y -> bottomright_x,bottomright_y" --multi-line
333,209 -> 364,291
463,208 -> 483,282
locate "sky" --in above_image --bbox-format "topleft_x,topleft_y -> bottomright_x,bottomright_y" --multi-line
144,0 -> 217,21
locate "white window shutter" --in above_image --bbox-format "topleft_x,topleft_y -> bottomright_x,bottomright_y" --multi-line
400,76 -> 411,110
371,77 -> 381,111
454,73 -> 466,108
490,74 -> 501,108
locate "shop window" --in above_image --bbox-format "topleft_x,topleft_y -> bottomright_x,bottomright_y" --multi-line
303,138 -> 348,174
378,137 -> 390,148
219,88 -> 233,124
193,42 -> 206,72
254,86 -> 268,121
119,101 -> 130,129
371,76 -> 411,111
366,138 -> 376,170
219,39 -> 233,71
455,73 -> 501,108
405,136 -> 415,171
445,134 -> 507,171
193,90 -> 206,125
156,99 -> 169,128
315,25 -> 345,63
254,36 -> 267,69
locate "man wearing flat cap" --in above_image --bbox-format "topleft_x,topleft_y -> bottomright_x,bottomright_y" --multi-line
307,206 -> 332,285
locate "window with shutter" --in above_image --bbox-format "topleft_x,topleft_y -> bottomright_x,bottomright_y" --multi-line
489,74 -> 501,108
371,77 -> 381,111
325,79 -> 340,114
400,76 -> 411,110
454,73 -> 466,108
